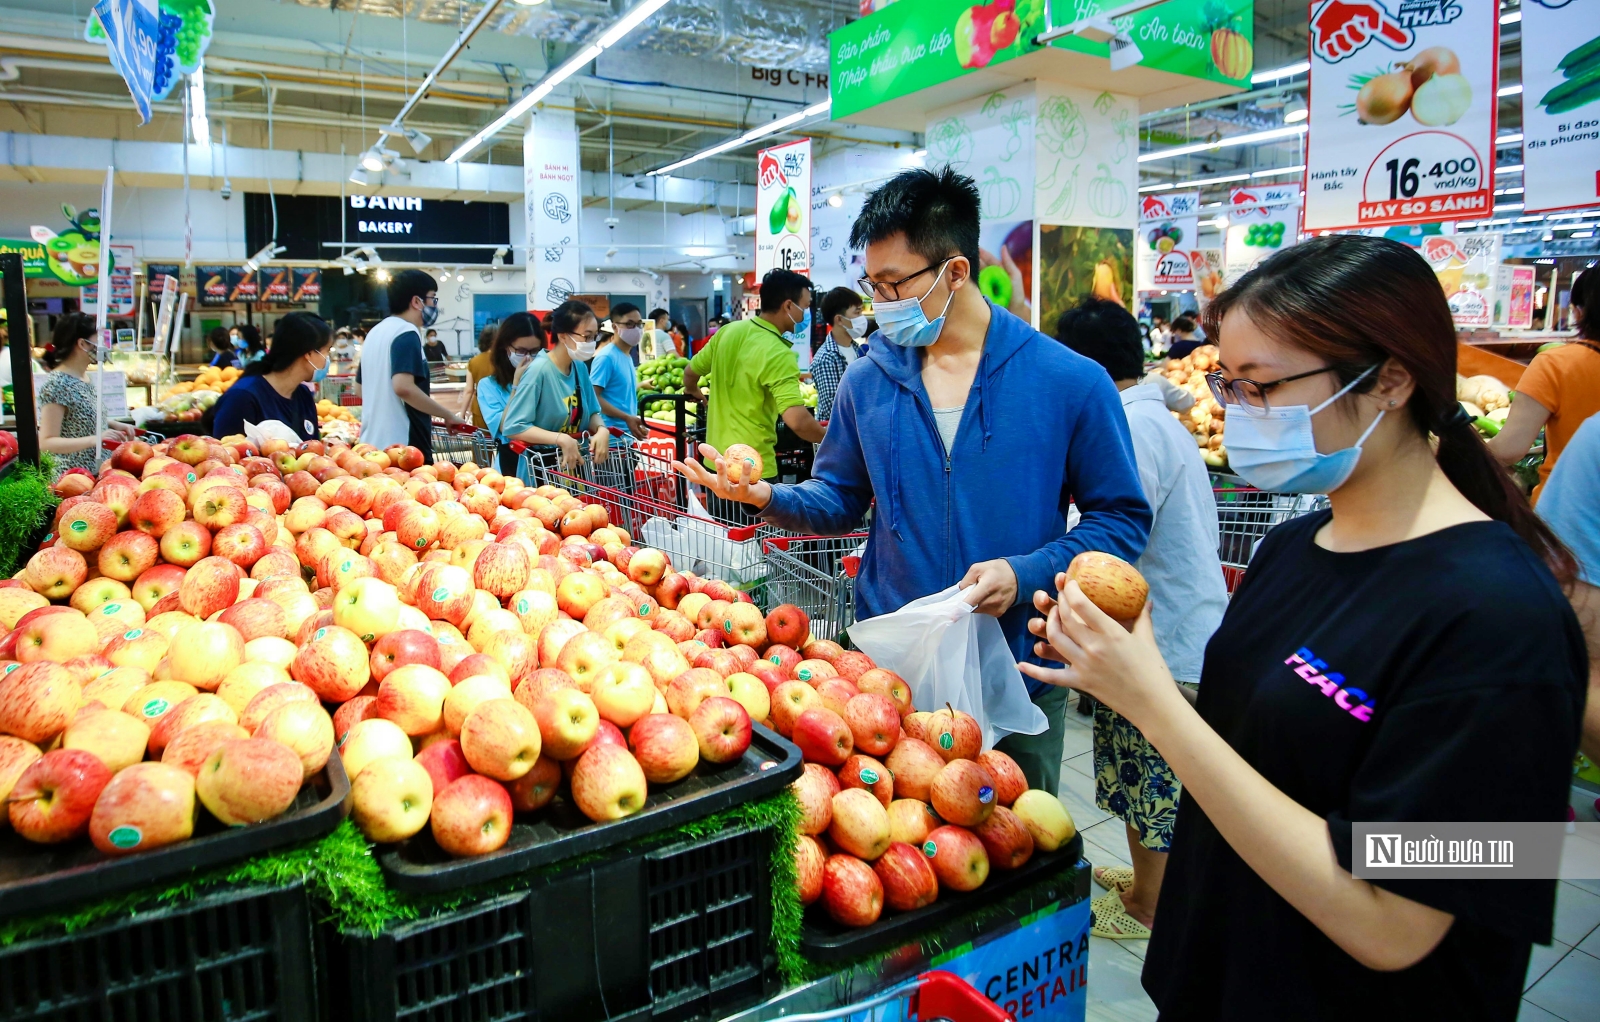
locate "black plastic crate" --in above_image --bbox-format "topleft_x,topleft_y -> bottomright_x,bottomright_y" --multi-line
321,825 -> 779,1022
0,883 -> 315,1022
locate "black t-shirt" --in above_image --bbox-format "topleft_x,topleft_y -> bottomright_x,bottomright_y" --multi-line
424,340 -> 447,363
1144,510 -> 1584,1022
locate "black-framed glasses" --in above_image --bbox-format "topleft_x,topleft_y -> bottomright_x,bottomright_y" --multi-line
858,258 -> 950,302
1205,364 -> 1372,416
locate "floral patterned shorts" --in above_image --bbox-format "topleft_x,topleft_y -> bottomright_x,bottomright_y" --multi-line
1093,703 -> 1181,852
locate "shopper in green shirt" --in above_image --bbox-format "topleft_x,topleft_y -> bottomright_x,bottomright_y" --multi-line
684,269 -> 825,494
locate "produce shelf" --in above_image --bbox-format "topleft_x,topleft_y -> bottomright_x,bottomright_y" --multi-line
377,725 -> 801,892
0,882 -> 316,1022
0,754 -> 350,922
321,823 -> 782,1022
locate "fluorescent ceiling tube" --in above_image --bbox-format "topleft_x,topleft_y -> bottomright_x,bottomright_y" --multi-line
649,99 -> 832,176
447,0 -> 674,163
1251,60 -> 1309,83
1139,124 -> 1306,162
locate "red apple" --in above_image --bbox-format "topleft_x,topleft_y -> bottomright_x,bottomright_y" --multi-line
291,624 -> 371,702
764,604 -> 809,649
0,661 -> 80,743
25,546 -> 88,599
874,840 -> 940,911
976,750 -> 1028,807
58,501 -> 117,552
688,695 -> 751,764
923,824 -> 990,892
430,774 -> 514,857
370,629 -> 442,682
792,762 -> 839,836
814,676 -> 860,718
794,834 -> 827,905
838,753 -> 893,806
628,711 -> 699,783
973,805 -> 1034,870
7,749 -> 112,843
459,698 -> 542,780
88,761 -> 196,854
332,695 -> 379,743
930,758 -> 997,827
665,668 -> 726,719
792,707 -> 853,766
178,555 -> 242,620
764,644 -> 801,677
884,738 -> 944,803
844,693 -> 901,758
507,754 -> 562,812
414,737 -> 472,796
132,564 -> 187,612
822,854 -> 883,927
857,668 -> 913,716
768,680 -> 821,739
570,742 -> 648,822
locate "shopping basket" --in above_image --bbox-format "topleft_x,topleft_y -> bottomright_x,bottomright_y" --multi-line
763,534 -> 867,643
778,971 -> 1015,1022
431,421 -> 498,466
1214,487 -> 1326,593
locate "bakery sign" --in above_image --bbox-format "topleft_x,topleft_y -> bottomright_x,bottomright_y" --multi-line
348,195 -> 425,235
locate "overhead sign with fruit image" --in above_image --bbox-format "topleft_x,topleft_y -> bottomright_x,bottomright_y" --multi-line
86,0 -> 215,124
0,204 -> 109,287
1135,191 -> 1201,291
1225,184 -> 1300,282
755,139 -> 812,278
1419,233 -> 1501,327
1520,0 -> 1600,213
1304,0 -> 1498,230
828,0 -> 1253,122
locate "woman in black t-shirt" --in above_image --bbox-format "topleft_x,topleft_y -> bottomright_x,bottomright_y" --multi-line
1021,235 -> 1584,1022
208,312 -> 331,441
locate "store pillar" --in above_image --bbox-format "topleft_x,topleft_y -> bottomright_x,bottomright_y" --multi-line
923,81 -> 1139,332
524,107 -> 583,312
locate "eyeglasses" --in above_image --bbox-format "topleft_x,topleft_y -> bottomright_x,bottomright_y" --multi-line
858,258 -> 951,302
1205,364 -> 1373,416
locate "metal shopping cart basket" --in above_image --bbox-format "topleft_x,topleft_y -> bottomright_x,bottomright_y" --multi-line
430,422 -> 498,466
763,534 -> 868,644
1214,486 -> 1327,594
514,435 -> 775,591
777,971 -> 1015,1022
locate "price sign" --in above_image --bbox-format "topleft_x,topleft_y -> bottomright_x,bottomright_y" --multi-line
1304,0 -> 1499,231
755,139 -> 811,278
1521,0 -> 1600,213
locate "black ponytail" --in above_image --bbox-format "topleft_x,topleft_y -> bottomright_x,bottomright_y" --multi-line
244,312 -> 332,378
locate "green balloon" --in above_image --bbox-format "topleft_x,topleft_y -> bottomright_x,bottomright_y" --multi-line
978,264 -> 1013,308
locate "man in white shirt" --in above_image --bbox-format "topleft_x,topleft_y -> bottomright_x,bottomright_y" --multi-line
1056,296 -> 1228,943
357,269 -> 469,458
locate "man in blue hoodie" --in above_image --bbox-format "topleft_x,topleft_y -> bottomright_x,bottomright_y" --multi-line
676,167 -> 1151,794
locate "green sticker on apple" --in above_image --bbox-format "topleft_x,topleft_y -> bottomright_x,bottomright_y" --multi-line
103,603 -> 121,615
860,768 -> 879,785
361,633 -> 374,643
432,587 -> 449,602
142,698 -> 170,717
3,663 -> 18,674
938,732 -> 953,750
517,599 -> 529,614
416,538 -> 427,548
923,840 -> 938,857
639,604 -> 651,616
122,628 -> 142,642
724,619 -> 733,632
314,628 -> 328,642
69,520 -> 87,533
107,825 -> 142,849
187,473 -> 196,483
769,653 -> 782,664
798,667 -> 812,681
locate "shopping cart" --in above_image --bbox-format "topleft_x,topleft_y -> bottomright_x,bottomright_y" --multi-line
1214,487 -> 1327,593
778,971 -> 1015,1022
763,534 -> 867,643
430,422 -> 498,466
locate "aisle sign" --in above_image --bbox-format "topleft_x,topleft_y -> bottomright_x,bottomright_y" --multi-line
1303,0 -> 1499,230
1520,0 -> 1600,213
1421,234 -> 1501,327
1225,185 -> 1300,281
756,139 -> 812,278
1136,192 -> 1201,291
525,108 -> 583,309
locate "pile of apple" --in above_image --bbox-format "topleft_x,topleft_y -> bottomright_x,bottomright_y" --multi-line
0,432 -> 827,862
781,675 -> 1077,929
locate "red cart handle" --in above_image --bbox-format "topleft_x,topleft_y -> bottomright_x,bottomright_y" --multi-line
914,970 -> 1016,1021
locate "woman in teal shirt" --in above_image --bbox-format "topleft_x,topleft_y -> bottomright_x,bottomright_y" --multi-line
500,300 -> 610,474
477,311 -> 549,475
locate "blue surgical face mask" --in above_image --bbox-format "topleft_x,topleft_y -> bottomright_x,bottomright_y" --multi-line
847,315 -> 869,340
1223,365 -> 1385,494
308,350 -> 330,383
871,260 -> 954,348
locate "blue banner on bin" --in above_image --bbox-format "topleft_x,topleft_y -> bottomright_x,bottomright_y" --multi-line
931,896 -> 1091,1021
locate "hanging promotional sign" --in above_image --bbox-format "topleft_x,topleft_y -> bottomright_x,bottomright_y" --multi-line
1225,184 -> 1301,281
1520,0 -> 1600,213
525,108 -> 583,310
81,244 -> 136,316
1498,264 -> 1537,327
87,0 -> 214,124
1136,191 -> 1201,291
1420,233 -> 1501,326
1303,0 -> 1498,230
756,138 -> 812,278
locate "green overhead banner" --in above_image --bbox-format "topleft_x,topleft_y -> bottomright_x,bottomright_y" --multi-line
830,0 -> 1253,120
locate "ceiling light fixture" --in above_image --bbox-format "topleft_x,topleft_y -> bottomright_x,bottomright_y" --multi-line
1252,164 -> 1307,178
1283,96 -> 1308,123
348,167 -> 371,186
828,193 -> 843,207
1250,60 -> 1310,84
447,0 -> 676,164
187,64 -> 210,146
1498,83 -> 1523,97
242,242 -> 286,274
648,99 -> 832,176
360,147 -> 388,173
1138,123 -> 1306,162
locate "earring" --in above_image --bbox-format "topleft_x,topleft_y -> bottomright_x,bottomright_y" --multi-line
1388,400 -> 1397,407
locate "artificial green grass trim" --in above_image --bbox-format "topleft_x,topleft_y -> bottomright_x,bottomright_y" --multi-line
0,458 -> 57,578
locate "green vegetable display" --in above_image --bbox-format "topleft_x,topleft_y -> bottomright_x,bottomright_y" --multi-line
637,354 -> 693,420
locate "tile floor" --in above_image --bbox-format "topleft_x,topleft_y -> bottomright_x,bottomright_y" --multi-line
1059,694 -> 1600,1022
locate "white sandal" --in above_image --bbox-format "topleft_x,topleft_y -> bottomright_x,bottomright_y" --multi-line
1090,890 -> 1152,940
1093,865 -> 1134,893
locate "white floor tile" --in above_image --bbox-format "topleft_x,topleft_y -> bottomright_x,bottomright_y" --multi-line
1060,724 -> 1094,760
1085,938 -> 1158,1022
1059,764 -> 1114,831
1518,1000 -> 1569,1021
1553,882 -> 1600,948
1063,749 -> 1095,779
1081,821 -> 1135,869
1526,939 -> 1574,992
1525,947 -> 1600,1022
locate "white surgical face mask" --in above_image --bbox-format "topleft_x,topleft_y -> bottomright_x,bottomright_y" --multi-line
847,315 -> 869,340
564,335 -> 597,362
508,349 -> 532,368
1223,365 -> 1385,494
617,325 -> 644,347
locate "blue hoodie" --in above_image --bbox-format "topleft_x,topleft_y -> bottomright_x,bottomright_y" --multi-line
761,301 -> 1152,692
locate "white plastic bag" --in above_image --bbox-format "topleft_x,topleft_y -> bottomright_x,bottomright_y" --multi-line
848,586 -> 1047,750
242,418 -> 303,446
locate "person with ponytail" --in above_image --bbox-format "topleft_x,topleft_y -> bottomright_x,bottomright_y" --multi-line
208,312 -> 331,441
1021,235 -> 1583,1020
38,312 -> 135,480
1488,267 -> 1600,501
